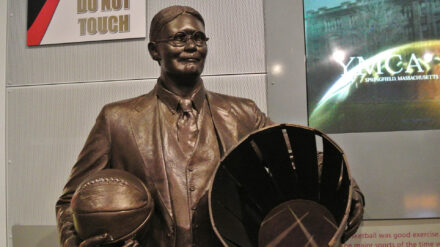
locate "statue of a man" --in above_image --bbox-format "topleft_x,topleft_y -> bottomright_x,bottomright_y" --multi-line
56,5 -> 364,247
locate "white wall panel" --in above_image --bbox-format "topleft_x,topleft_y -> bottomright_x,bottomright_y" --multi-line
1,0 -> 8,245
204,74 -> 267,113
7,0 -> 265,86
6,74 -> 266,230
330,131 -> 440,219
7,79 -> 156,229
7,0 -> 153,86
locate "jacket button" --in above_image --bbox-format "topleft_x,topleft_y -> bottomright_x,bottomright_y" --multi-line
190,186 -> 195,191
188,167 -> 193,172
193,224 -> 199,229
167,232 -> 172,238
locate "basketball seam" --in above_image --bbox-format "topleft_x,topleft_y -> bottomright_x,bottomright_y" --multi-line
80,177 -> 144,194
74,204 -> 151,215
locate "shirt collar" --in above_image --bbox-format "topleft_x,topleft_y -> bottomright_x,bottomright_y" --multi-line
156,78 -> 206,114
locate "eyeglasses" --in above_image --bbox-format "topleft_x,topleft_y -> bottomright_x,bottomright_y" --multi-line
154,31 -> 209,47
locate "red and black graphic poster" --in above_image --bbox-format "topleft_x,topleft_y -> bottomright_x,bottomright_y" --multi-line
27,0 -> 146,46
27,0 -> 60,46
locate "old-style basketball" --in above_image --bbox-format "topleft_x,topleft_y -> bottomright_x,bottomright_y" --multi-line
71,169 -> 154,244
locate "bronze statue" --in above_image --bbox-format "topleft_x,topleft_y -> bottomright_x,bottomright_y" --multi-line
56,5 -> 364,247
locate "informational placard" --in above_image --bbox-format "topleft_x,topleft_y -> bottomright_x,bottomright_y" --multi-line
344,220 -> 440,247
304,0 -> 440,133
27,0 -> 146,46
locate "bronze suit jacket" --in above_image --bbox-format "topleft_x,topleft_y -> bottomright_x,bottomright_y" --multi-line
56,86 -> 271,247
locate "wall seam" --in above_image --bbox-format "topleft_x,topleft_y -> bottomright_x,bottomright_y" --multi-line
1,0 -> 8,245
6,72 -> 268,89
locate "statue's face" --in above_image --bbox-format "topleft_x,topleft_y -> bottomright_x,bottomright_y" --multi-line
154,14 -> 207,78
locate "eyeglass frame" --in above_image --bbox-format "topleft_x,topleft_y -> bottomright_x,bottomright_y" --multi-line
152,31 -> 209,47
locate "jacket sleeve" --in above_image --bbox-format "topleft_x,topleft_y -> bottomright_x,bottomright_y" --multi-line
250,100 -> 275,129
56,107 -> 112,247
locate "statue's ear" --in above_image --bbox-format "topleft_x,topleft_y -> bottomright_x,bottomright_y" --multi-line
148,42 -> 161,62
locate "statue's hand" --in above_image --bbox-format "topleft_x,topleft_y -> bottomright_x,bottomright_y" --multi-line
342,189 -> 364,243
78,233 -> 112,247
121,239 -> 140,247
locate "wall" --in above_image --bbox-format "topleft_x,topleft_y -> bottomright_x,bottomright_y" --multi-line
264,0 -> 308,125
1,0 -> 8,246
5,0 -> 267,246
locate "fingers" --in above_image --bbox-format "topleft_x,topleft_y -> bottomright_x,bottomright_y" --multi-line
349,191 -> 364,226
79,233 -> 112,247
64,235 -> 81,247
342,194 -> 365,243
122,239 -> 140,247
342,222 -> 360,243
348,204 -> 363,227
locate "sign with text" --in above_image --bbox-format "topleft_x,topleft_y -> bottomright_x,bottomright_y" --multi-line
344,220 -> 440,247
27,0 -> 146,46
304,0 -> 440,133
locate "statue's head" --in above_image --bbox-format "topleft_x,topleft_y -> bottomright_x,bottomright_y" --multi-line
148,6 -> 208,79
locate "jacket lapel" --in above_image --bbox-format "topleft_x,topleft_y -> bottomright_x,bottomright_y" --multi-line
206,92 -> 238,156
129,88 -> 174,226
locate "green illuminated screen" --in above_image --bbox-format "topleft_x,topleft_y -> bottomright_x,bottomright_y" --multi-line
304,0 -> 440,133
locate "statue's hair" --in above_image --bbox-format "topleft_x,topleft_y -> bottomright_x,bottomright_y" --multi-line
149,5 -> 205,42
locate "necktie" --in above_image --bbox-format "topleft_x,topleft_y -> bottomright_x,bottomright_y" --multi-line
177,99 -> 198,154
